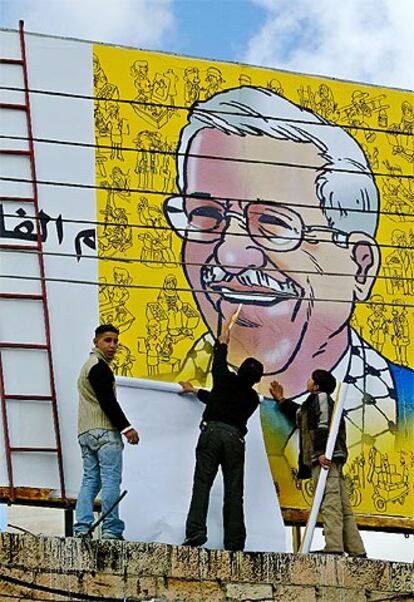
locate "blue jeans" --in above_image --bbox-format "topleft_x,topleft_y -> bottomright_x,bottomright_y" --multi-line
74,428 -> 124,537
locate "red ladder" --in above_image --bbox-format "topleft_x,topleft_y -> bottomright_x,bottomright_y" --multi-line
0,21 -> 66,501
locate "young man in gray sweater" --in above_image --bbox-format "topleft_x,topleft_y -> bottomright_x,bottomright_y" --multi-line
74,324 -> 139,539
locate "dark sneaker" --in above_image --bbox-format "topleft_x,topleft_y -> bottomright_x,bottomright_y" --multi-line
182,535 -> 207,547
348,552 -> 367,558
74,532 -> 92,540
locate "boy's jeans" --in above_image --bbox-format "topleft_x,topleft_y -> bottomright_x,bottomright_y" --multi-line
74,428 -> 125,538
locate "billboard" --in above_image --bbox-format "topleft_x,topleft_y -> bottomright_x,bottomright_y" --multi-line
0,27 -> 413,533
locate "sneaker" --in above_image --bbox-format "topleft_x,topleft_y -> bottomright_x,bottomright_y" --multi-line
101,532 -> 124,540
182,535 -> 207,547
74,532 -> 92,540
348,552 -> 367,558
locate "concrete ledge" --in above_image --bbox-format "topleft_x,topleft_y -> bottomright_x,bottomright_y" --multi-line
0,533 -> 413,601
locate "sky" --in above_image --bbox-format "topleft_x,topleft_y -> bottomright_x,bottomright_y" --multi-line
1,0 -> 413,91
0,0 -> 413,562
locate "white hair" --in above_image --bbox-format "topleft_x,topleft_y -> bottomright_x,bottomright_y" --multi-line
176,86 -> 379,237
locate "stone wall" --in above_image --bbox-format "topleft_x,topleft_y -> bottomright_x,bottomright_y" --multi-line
0,533 -> 412,601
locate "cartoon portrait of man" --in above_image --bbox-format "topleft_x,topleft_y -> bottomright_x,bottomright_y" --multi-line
163,86 -> 413,514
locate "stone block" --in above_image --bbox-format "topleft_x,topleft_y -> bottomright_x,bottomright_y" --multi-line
126,541 -> 172,576
133,575 -> 161,598
288,553 -> 337,587
162,577 -> 225,602
368,591 -> 414,602
225,581 -> 273,600
34,570 -> 83,598
389,561 -> 414,592
80,572 -> 126,597
316,585 -> 367,602
273,584 -> 317,601
336,557 -> 390,591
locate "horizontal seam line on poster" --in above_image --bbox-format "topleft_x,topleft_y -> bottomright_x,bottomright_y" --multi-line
1,177 -> 413,219
0,133 -> 412,180
1,274 -> 413,309
1,209 -> 412,251
2,246 -> 413,282
1,84 -> 412,139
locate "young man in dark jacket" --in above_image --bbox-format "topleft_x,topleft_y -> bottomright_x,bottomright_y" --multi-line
269,369 -> 366,556
179,317 -> 264,551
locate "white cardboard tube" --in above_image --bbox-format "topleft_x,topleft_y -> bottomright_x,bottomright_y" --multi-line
299,383 -> 348,553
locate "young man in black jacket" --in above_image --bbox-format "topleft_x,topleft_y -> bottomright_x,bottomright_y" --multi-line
179,316 -> 264,551
269,369 -> 366,556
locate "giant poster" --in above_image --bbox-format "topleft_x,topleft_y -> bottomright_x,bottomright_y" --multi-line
0,29 -> 412,532
93,44 -> 413,527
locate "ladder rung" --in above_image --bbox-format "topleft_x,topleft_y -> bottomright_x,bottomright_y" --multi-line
0,196 -> 35,203
11,447 -> 58,453
4,394 -> 53,401
0,103 -> 27,111
0,149 -> 30,156
0,244 -> 38,251
0,293 -> 43,300
0,58 -> 24,65
0,342 -> 48,350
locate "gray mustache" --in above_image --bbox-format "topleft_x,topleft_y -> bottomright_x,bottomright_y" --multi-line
201,266 -> 298,295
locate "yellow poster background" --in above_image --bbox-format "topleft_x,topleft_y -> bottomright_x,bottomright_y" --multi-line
93,43 -> 413,528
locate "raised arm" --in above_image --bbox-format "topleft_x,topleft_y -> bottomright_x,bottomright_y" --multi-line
269,380 -> 300,423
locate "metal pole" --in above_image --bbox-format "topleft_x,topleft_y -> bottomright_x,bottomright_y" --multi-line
86,490 -> 127,536
292,524 -> 302,553
299,383 -> 348,553
64,508 -> 74,537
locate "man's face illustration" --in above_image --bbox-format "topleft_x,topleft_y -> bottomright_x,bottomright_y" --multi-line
179,130 -> 376,374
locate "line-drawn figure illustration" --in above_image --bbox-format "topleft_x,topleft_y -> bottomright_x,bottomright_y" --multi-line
156,274 -> 200,339
239,74 -> 252,87
382,179 -> 409,222
387,101 -> 414,163
130,60 -> 174,128
203,66 -> 225,99
137,274 -> 200,376
142,319 -> 162,376
112,343 -> 135,376
110,166 -> 131,201
160,141 -> 175,193
184,67 -> 201,105
384,229 -> 414,296
99,181 -> 132,256
361,144 -> 379,170
267,78 -> 284,96
106,102 -> 129,161
136,195 -> 164,228
131,59 -> 152,102
99,268 -> 135,332
134,131 -> 161,190
94,54 -> 120,104
298,83 -> 337,119
137,230 -> 176,267
367,295 -> 388,354
136,196 -> 176,268
162,85 -> 413,512
389,301 -> 410,366
337,89 -> 390,143
366,448 -> 410,512
95,105 -> 109,177
344,452 -> 365,507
